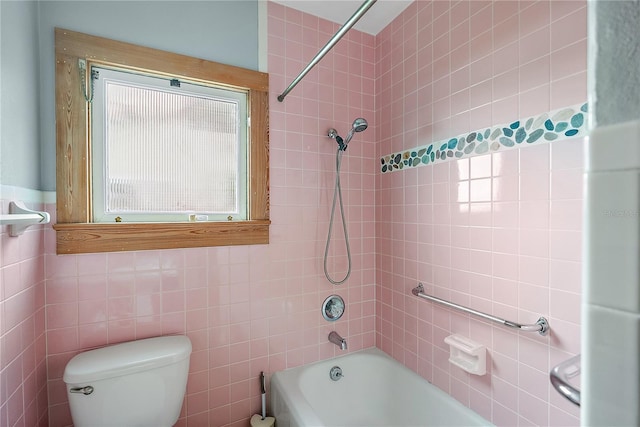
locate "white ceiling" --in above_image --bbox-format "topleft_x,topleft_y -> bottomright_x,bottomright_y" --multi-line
270,0 -> 413,35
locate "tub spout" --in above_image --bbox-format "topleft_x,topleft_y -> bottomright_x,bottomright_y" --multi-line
329,331 -> 347,350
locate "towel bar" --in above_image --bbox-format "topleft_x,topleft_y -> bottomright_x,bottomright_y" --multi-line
0,201 -> 50,237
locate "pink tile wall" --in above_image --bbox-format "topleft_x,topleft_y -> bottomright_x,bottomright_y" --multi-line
375,1 -> 585,426
376,0 -> 587,156
43,3 -> 376,427
6,1 -> 587,426
1,198 -> 49,427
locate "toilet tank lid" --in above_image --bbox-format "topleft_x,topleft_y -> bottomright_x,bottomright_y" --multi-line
63,335 -> 192,384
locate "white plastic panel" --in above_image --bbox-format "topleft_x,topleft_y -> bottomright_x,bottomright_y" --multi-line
583,119 -> 640,425
587,119 -> 640,172
584,170 -> 640,312
582,305 -> 640,425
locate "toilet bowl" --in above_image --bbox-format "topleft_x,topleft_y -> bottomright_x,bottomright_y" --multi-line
63,335 -> 192,427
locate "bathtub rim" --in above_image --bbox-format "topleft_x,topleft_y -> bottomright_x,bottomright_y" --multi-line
270,348 -> 396,426
269,347 -> 493,427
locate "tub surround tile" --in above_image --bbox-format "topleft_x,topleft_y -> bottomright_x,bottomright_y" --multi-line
376,2 -> 586,426
582,305 -> 640,425
582,119 -> 640,426
587,119 -> 640,173
585,170 -> 640,312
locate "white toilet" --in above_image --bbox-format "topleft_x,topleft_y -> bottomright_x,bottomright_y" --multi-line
63,335 -> 192,427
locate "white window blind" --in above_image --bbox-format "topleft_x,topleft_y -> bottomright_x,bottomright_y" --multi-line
92,67 -> 248,222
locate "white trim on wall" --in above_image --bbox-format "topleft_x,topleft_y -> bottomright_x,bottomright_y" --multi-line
1,185 -> 56,204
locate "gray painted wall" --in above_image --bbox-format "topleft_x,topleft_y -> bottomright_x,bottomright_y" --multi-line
590,0 -> 640,127
38,0 -> 259,191
1,0 -> 42,190
2,0 -> 259,192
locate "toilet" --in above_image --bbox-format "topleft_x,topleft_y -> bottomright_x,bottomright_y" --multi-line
63,335 -> 192,427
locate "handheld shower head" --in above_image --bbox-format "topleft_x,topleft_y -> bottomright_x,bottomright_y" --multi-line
328,118 -> 368,151
344,117 -> 368,146
352,118 -> 368,133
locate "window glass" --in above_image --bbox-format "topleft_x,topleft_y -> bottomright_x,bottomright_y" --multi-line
92,67 -> 248,222
54,28 -> 269,254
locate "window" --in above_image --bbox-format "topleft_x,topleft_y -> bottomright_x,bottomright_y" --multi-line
92,67 -> 248,222
54,28 -> 269,254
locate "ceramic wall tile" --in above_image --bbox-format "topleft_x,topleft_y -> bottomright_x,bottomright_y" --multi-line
375,1 -> 586,426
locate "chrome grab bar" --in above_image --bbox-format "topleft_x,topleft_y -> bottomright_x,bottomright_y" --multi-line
550,354 -> 581,406
411,283 -> 549,336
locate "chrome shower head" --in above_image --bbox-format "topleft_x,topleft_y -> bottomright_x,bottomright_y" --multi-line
344,117 -> 368,146
351,118 -> 368,133
328,118 -> 368,151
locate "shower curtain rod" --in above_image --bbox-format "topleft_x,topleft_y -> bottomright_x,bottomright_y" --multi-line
277,0 -> 377,102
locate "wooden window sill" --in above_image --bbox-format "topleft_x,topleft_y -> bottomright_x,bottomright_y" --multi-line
54,28 -> 269,255
54,220 -> 270,254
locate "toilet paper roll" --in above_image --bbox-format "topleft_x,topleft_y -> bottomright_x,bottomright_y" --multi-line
250,414 -> 275,427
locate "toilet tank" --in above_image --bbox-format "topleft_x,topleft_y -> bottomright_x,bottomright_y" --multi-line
64,335 -> 192,427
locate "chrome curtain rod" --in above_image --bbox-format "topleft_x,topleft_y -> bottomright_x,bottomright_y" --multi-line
277,0 -> 377,102
411,283 -> 550,336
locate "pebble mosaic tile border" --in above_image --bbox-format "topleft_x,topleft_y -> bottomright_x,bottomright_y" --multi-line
380,102 -> 588,173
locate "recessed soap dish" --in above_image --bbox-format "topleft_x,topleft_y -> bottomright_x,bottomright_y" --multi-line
444,334 -> 486,375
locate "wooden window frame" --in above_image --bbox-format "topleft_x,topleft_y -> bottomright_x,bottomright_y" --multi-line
54,28 -> 269,254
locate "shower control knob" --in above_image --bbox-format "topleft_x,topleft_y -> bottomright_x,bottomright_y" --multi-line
322,295 -> 345,321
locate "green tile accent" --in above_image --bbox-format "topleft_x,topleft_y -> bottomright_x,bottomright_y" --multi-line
380,102 -> 588,174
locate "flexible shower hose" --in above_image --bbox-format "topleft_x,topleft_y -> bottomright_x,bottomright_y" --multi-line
323,148 -> 352,285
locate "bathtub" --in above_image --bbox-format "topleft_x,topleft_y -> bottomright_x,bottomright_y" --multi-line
270,348 -> 493,427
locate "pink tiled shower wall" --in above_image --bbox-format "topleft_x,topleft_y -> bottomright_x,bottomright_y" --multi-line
3,1 -> 587,427
376,0 -> 587,155
375,1 -> 585,426
42,3 -> 376,427
0,198 -> 49,427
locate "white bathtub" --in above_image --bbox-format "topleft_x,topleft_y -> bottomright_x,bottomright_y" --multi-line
270,348 -> 493,427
